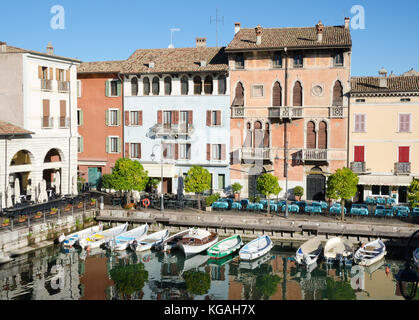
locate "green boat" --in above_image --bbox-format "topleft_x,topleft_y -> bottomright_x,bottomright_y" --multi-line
207,235 -> 243,260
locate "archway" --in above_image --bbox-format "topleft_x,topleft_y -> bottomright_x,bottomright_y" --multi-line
306,167 -> 326,201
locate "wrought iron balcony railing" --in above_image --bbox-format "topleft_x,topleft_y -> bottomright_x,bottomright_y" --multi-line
41,116 -> 54,128
59,117 -> 71,128
394,162 -> 411,175
151,123 -> 194,136
231,107 -> 245,118
301,149 -> 328,161
269,107 -> 303,119
241,148 -> 271,161
330,106 -> 344,118
350,161 -> 366,173
58,81 -> 70,92
40,79 -> 52,91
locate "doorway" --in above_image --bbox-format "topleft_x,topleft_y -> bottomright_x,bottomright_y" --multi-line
306,168 -> 326,201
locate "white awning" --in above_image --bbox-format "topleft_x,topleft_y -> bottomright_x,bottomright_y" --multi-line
142,163 -> 175,178
358,175 -> 413,186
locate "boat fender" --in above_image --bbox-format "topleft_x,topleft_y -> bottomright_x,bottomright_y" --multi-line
386,266 -> 390,275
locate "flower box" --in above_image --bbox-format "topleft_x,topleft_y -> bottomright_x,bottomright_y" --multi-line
50,208 -> 58,215
64,204 -> 72,212
34,212 -> 43,219
77,202 -> 83,209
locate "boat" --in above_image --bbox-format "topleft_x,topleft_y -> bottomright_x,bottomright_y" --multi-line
295,237 -> 323,266
208,254 -> 236,267
323,237 -> 354,266
207,235 -> 243,260
79,223 -> 128,249
179,228 -> 218,257
60,224 -> 103,248
0,251 -> 14,265
182,254 -> 210,273
154,229 -> 193,252
239,251 -> 272,270
105,224 -> 149,251
354,239 -> 386,266
129,229 -> 170,252
413,247 -> 419,269
239,235 -> 273,261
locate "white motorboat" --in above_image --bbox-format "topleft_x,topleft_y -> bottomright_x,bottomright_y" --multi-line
324,237 -> 354,266
130,229 -> 170,252
60,224 -> 103,247
106,224 -> 149,251
354,239 -> 386,266
413,247 -> 419,269
295,237 -> 323,266
155,229 -> 193,252
239,235 -> 274,261
79,223 -> 128,249
179,228 -> 218,257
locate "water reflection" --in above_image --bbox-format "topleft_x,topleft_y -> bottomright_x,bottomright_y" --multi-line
0,244 -> 407,300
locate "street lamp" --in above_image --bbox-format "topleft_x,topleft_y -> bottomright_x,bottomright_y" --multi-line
151,143 -> 164,211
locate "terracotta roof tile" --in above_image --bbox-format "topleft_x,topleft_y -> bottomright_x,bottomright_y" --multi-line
226,26 -> 351,51
351,76 -> 419,94
0,120 -> 33,136
78,60 -> 125,73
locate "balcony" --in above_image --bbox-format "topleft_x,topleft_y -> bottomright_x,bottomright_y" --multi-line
394,162 -> 411,175
329,106 -> 344,118
269,107 -> 303,119
301,149 -> 328,162
59,117 -> 70,128
41,116 -> 54,128
231,107 -> 244,118
241,148 -> 271,161
40,79 -> 52,91
350,161 -> 366,173
151,123 -> 194,137
58,81 -> 70,92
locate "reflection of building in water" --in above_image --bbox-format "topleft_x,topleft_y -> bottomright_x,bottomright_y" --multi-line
0,248 -> 82,300
205,261 -> 230,300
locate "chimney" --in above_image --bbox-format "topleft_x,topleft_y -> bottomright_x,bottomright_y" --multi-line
255,25 -> 263,45
234,22 -> 241,34
316,21 -> 324,42
196,37 -> 207,48
0,41 -> 6,53
46,41 -> 54,55
378,67 -> 388,88
344,17 -> 350,30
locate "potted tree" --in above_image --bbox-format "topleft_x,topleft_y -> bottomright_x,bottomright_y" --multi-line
64,203 -> 72,212
205,193 -> 220,212
257,173 -> 281,215
184,166 -> 211,212
90,198 -> 97,206
294,186 -> 304,201
18,215 -> 28,223
77,201 -> 83,209
34,211 -> 43,219
232,183 -> 243,201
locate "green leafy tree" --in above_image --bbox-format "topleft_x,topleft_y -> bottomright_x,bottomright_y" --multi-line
107,158 -> 149,194
326,167 -> 359,222
294,186 -> 304,199
408,178 -> 419,208
324,278 -> 356,300
232,182 -> 243,194
257,173 -> 282,214
183,270 -> 211,296
101,174 -> 114,190
184,166 -> 211,211
255,273 -> 281,299
109,263 -> 149,300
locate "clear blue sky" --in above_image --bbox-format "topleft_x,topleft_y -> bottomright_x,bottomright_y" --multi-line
1,0 -> 418,76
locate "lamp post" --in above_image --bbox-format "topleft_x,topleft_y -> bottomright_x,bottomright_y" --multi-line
151,143 -> 164,211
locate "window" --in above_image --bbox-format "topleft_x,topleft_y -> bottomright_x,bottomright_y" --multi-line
372,185 -> 389,196
143,77 -> 150,95
164,77 -> 172,95
218,76 -> 226,95
212,111 -> 217,125
334,52 -> 344,67
272,82 -> 282,106
77,109 -> 83,126
108,137 -> 120,153
181,76 -> 189,95
41,66 -> 48,79
293,81 -> 303,106
354,146 -> 365,162
372,185 -> 380,196
401,98 -> 411,102
131,77 -> 138,96
77,136 -> 83,153
293,53 -> 303,68
207,110 -> 221,126
152,77 -> 160,95
130,111 -> 139,125
163,143 -> 174,159
218,174 -> 225,190
212,144 -> 222,160
110,80 -> 118,96
232,82 -> 244,106
273,52 -> 282,68
332,81 -> 343,106
163,111 -> 172,128
399,114 -> 411,132
399,146 -> 410,163
204,76 -> 213,94
57,69 -> 65,81
108,109 -> 119,126
180,111 -> 189,125
356,99 -> 365,103
251,85 -> 264,98
263,123 -> 270,148
306,121 -> 316,149
179,144 -> 191,160
318,121 -> 327,149
130,143 -> 141,158
77,80 -> 82,97
193,76 -> 202,95
235,53 -> 244,69
354,114 -> 366,132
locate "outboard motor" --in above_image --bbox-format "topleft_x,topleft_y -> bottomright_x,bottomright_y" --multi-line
100,241 -> 111,251
128,240 -> 138,252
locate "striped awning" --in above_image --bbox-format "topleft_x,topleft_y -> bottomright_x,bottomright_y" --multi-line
358,175 -> 413,186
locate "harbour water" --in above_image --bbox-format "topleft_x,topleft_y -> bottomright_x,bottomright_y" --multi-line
0,242 -> 410,300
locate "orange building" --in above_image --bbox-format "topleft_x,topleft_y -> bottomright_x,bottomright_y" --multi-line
226,19 -> 352,200
77,61 -> 124,188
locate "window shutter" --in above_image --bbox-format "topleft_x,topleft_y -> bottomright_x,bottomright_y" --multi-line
206,110 -> 211,126
79,136 -> 84,153
80,110 -> 84,126
175,144 -> 179,160
318,121 -> 327,149
188,110 -> 193,125
333,81 -> 343,106
207,144 -> 211,160
139,143 -> 142,159
355,115 -> 360,132
43,99 -> 50,116
187,144 -> 191,160
77,80 -> 82,97
105,109 -> 109,126
399,146 -> 410,163
60,100 -> 66,117
66,69 -> 70,82
125,143 -> 130,158
306,121 -> 316,149
117,81 -> 122,96
400,114 -> 410,132
49,67 -> 53,80
105,80 -> 110,97
221,144 -> 226,160
106,137 -> 109,153
293,81 -> 302,106
117,138 -> 121,153
157,110 -> 162,124
272,82 -> 282,106
360,114 -> 365,132
173,111 -> 179,124
117,110 -> 121,126
139,111 -> 143,126
38,66 -> 43,79
56,69 -> 60,81
216,111 -> 221,125
232,83 -> 244,106
354,146 -> 364,162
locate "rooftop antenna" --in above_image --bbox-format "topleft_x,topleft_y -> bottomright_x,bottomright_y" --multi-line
210,8 -> 224,47
169,28 -> 181,48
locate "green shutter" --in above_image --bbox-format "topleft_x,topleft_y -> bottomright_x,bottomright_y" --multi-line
106,137 -> 109,153
105,80 -> 110,97
117,110 -> 121,126
117,81 -> 121,97
80,136 -> 84,153
105,109 -> 109,126
117,137 -> 121,153
77,80 -> 81,97
80,109 -> 84,126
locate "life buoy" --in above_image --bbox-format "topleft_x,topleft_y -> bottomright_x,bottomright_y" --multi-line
142,255 -> 151,263
142,198 -> 150,208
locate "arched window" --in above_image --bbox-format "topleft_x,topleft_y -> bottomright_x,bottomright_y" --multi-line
204,75 -> 213,94
318,121 -> 327,149
232,82 -> 244,106
332,80 -> 343,106
164,76 -> 172,95
131,77 -> 138,96
143,77 -> 150,96
272,82 -> 282,106
152,77 -> 160,95
244,122 -> 252,147
306,121 -> 316,149
293,81 -> 303,106
181,76 -> 189,95
218,75 -> 226,95
193,76 -> 202,95
254,121 -> 263,148
263,123 -> 270,148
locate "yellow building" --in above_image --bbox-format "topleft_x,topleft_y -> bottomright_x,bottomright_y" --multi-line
349,70 -> 419,203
